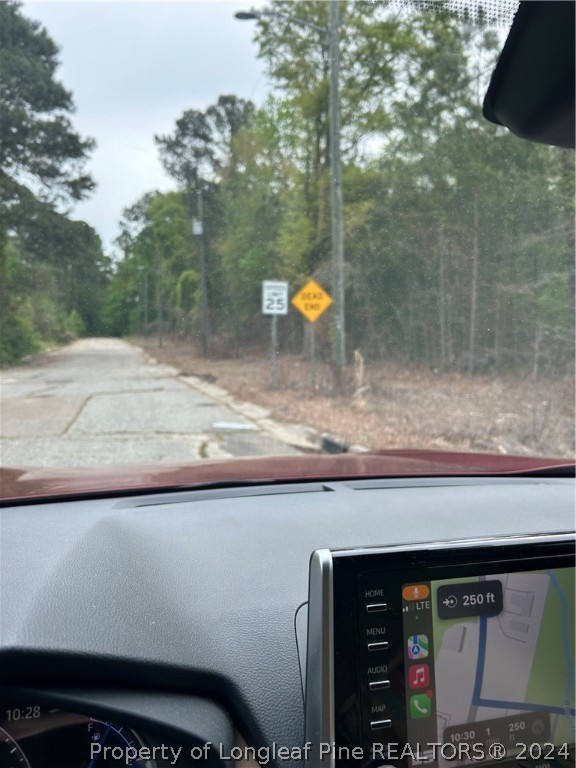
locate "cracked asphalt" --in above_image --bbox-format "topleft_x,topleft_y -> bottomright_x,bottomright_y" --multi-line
0,338 -> 300,468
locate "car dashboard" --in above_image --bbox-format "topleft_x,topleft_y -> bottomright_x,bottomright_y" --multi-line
0,475 -> 574,768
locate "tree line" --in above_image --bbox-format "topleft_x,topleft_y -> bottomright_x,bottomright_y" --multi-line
2,1 -> 574,381
0,0 -> 109,365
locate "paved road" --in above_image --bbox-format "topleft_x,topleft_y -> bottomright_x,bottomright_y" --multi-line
0,338 -> 298,468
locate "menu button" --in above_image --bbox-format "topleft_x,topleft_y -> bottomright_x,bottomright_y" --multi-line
367,641 -> 389,652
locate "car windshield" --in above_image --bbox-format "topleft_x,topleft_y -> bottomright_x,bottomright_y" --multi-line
1,0 -> 574,487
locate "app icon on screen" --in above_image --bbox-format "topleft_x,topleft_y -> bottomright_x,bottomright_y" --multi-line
409,693 -> 432,719
407,634 -> 429,659
409,663 -> 430,689
402,584 -> 430,601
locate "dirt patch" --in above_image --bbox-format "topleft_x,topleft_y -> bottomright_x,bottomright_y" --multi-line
135,337 -> 575,459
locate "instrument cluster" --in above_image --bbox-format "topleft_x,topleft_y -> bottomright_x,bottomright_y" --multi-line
0,704 -> 187,768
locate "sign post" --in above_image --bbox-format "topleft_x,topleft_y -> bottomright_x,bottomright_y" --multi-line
262,281 -> 289,390
291,279 -> 333,391
309,321 -> 316,390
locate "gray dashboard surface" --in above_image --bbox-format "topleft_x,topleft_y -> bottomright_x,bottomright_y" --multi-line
1,477 -> 574,765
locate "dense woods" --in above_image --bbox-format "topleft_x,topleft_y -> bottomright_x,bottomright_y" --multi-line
0,0 -> 108,365
2,1 -> 574,383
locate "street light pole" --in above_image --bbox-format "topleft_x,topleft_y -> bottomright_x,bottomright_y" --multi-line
235,1 -> 346,393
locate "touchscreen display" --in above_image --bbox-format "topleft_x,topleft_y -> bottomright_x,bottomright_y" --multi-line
312,536 -> 575,768
401,566 -> 575,766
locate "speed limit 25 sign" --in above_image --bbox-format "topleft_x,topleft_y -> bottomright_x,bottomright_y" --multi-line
262,281 -> 289,315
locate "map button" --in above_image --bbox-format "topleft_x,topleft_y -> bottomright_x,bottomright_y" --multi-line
370,719 -> 392,730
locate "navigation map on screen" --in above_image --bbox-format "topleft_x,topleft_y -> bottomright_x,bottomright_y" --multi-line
402,567 -> 575,766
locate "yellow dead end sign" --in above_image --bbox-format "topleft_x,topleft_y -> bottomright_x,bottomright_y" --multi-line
291,278 -> 333,323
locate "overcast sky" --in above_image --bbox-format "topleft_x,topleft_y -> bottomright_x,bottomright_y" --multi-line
23,1 -> 270,251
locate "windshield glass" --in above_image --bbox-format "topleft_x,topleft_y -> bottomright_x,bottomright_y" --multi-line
1,0 -> 574,487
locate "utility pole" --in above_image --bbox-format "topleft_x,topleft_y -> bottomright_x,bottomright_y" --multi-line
156,253 -> 163,349
143,269 -> 149,332
328,0 -> 345,394
137,265 -> 149,334
194,186 -> 209,356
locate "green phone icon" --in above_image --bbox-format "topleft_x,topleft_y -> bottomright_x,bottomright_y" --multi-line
409,693 -> 432,719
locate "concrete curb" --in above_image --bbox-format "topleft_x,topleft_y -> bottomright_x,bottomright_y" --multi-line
140,347 -> 370,455
179,373 -> 320,453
